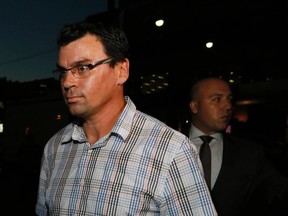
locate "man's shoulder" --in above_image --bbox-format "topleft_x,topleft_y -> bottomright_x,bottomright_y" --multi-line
46,123 -> 73,145
224,133 -> 265,152
135,110 -> 189,139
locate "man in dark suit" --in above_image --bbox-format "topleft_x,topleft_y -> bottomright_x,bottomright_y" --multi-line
187,77 -> 288,216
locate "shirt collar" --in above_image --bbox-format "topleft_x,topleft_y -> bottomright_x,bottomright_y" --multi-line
61,96 -> 136,144
189,124 -> 223,142
110,96 -> 136,142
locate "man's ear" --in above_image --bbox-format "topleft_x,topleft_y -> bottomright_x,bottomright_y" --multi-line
189,100 -> 198,114
118,58 -> 129,85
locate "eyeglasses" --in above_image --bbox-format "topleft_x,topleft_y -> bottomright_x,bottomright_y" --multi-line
53,58 -> 113,80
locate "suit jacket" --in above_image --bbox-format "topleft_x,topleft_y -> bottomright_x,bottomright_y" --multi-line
210,133 -> 288,216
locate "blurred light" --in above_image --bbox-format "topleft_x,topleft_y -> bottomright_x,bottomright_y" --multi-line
57,114 -> 62,120
233,107 -> 248,123
140,73 -> 169,95
236,99 -> 264,105
0,123 -> 3,133
155,19 -> 164,27
206,42 -> 213,48
225,125 -> 232,134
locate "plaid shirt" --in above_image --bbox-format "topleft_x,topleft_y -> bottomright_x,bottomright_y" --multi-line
36,97 -> 217,215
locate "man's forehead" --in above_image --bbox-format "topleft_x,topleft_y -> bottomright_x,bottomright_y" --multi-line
200,82 -> 232,96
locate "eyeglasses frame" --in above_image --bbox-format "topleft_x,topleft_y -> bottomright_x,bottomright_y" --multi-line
53,57 -> 114,80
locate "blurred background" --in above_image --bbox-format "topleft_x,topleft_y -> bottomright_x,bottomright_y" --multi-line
0,0 -> 288,215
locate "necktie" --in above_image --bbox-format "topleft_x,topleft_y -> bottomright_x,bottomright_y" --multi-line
199,135 -> 213,190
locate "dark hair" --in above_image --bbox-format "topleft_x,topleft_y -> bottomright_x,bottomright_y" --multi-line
56,21 -> 130,66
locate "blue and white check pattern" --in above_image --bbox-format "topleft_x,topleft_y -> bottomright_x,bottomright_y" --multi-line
36,97 -> 217,215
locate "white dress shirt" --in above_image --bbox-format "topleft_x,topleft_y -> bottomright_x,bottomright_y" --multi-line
189,124 -> 223,189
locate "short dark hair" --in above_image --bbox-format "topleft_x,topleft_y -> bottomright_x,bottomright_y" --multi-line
56,21 -> 130,65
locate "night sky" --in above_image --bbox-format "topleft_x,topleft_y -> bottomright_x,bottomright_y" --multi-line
0,0 -> 112,82
0,0 -> 286,83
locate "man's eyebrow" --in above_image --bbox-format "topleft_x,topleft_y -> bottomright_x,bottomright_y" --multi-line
55,60 -> 87,70
56,64 -> 65,70
209,93 -> 231,99
210,93 -> 223,97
